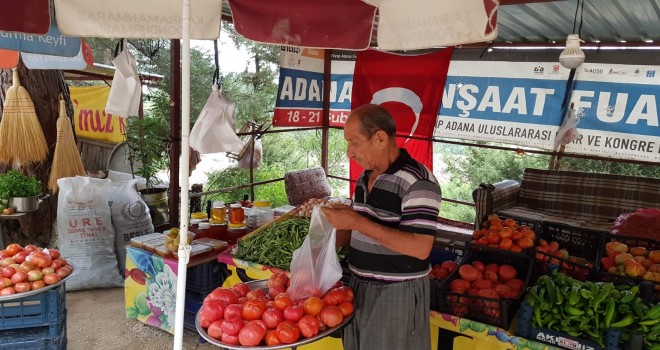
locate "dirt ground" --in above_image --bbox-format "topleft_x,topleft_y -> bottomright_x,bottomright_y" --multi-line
67,287 -> 217,350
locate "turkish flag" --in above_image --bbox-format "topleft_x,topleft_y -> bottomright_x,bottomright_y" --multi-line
349,48 -> 453,195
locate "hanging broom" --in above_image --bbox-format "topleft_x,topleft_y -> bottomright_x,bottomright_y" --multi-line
48,97 -> 85,193
0,68 -> 49,166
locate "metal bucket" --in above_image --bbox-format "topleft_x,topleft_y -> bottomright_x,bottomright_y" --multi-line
10,196 -> 39,213
140,188 -> 169,226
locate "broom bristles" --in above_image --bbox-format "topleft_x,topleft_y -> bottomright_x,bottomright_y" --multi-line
0,68 -> 49,166
48,100 -> 85,193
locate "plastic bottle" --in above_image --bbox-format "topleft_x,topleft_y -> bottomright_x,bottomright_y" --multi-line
251,200 -> 274,228
229,203 -> 245,225
211,201 -> 226,224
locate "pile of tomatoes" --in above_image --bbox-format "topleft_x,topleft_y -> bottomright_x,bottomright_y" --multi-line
0,243 -> 73,295
471,215 -> 536,252
446,260 -> 525,319
198,272 -> 354,346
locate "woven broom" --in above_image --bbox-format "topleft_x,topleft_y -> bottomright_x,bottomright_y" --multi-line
0,68 -> 48,166
48,98 -> 85,193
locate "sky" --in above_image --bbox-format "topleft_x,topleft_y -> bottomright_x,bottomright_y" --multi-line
191,31 -> 252,74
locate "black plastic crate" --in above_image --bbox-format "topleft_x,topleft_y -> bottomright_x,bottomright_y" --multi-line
516,302 -> 620,350
540,222 -> 605,262
532,249 -> 598,283
604,233 -> 660,254
186,259 -> 225,294
0,284 -> 67,332
434,249 -> 533,329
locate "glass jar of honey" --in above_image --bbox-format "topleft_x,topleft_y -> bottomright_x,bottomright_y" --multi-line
210,201 -> 226,224
229,203 -> 244,225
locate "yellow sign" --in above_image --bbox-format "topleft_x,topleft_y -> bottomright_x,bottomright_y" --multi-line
69,85 -> 126,143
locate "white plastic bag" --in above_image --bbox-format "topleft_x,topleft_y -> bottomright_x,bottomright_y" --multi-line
288,206 -> 342,301
105,45 -> 141,118
57,176 -> 124,291
190,86 -> 243,154
237,139 -> 263,170
554,107 -> 581,148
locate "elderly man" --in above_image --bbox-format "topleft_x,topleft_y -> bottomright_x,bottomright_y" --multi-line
323,103 -> 441,350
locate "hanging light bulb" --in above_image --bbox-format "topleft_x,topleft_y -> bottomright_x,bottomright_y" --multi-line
559,34 -> 585,69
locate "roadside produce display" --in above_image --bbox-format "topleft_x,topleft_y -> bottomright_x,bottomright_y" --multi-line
600,239 -> 660,289
197,273 -> 354,347
0,243 -> 73,295
471,215 -> 536,252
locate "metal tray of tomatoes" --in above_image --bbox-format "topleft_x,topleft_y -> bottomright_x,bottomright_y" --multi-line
195,279 -> 354,350
0,266 -> 75,303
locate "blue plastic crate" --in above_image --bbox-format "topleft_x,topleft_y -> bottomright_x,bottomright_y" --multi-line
186,259 -> 224,294
0,284 -> 66,331
517,303 -> 620,350
0,319 -> 66,350
430,245 -> 461,265
183,291 -> 207,343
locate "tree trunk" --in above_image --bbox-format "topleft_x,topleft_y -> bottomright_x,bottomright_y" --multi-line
0,61 -> 71,247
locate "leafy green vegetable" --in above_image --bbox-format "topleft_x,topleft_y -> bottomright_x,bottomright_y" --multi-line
0,170 -> 42,199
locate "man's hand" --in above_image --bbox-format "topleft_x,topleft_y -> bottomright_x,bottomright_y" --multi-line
322,204 -> 360,231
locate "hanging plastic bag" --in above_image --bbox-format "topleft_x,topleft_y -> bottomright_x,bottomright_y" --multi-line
554,106 -> 581,148
106,40 -> 141,118
237,138 -> 263,169
288,206 -> 342,301
190,86 -> 243,154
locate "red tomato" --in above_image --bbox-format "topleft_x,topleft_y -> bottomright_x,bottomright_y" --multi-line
41,267 -> 55,275
11,271 -> 27,284
199,313 -> 212,329
221,332 -> 239,345
30,280 -> 45,290
319,306 -> 344,328
206,288 -> 240,305
268,285 -> 286,299
14,282 -> 30,293
207,320 -> 224,340
238,321 -> 267,346
472,279 -> 492,290
223,304 -> 244,321
0,287 -> 15,295
246,288 -> 266,300
498,265 -> 517,281
261,308 -> 285,329
24,245 -> 37,253
458,265 -> 479,282
55,267 -> 71,280
440,260 -> 458,272
28,251 -> 52,269
276,320 -> 300,344
449,279 -> 471,293
494,284 -> 512,298
19,261 -> 34,272
506,279 -> 525,293
265,300 -> 275,309
42,273 -> 60,285
283,305 -> 304,322
484,270 -> 499,283
220,318 -> 244,336
5,244 -> 23,256
337,302 -> 354,316
303,296 -> 324,316
264,330 -> 282,346
268,272 -> 289,289
1,266 -> 15,278
338,286 -> 354,303
298,315 -> 320,338
13,251 -> 29,264
45,248 -> 60,259
485,263 -> 499,272
471,261 -> 485,272
200,300 -> 227,323
232,283 -> 250,297
273,294 -> 294,311
321,289 -> 345,306
242,299 -> 267,321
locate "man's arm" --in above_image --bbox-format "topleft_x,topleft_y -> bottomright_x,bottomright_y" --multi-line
322,206 -> 434,260
335,229 -> 352,248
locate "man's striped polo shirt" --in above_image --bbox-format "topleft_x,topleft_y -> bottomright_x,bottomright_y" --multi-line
349,148 -> 442,282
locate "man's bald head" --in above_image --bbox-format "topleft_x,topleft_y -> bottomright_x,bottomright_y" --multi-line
348,104 -> 397,140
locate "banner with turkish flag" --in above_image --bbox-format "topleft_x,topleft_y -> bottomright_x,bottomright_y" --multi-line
350,48 -> 453,194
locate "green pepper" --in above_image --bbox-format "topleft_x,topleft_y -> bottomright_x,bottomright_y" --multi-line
648,304 -> 660,319
534,305 -> 543,328
605,299 -> 616,328
568,284 -> 582,306
640,318 -> 660,326
610,314 -> 635,328
632,298 -> 647,319
543,276 -> 557,304
591,289 -> 609,309
620,290 -> 635,304
580,288 -> 593,300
